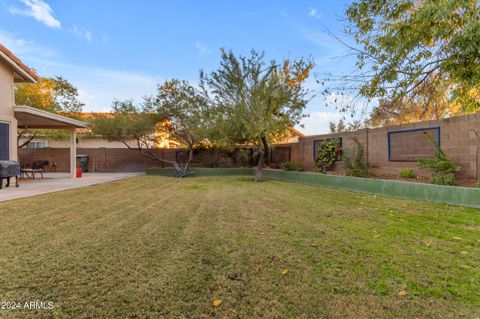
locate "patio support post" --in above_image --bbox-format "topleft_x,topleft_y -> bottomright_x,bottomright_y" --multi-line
70,128 -> 77,179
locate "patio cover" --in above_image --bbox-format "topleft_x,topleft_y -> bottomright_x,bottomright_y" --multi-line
14,105 -> 87,178
15,106 -> 87,129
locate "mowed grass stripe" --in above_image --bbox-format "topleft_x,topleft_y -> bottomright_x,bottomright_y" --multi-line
0,176 -> 479,318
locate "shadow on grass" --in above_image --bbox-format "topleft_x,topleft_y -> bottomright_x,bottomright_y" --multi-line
235,177 -> 256,183
184,184 -> 209,190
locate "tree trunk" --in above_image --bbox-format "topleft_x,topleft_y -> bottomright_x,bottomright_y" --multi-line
181,148 -> 194,177
255,151 -> 264,182
255,134 -> 269,182
18,132 -> 37,149
263,136 -> 269,166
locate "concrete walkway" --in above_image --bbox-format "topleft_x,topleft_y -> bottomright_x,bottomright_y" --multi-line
0,172 -> 143,202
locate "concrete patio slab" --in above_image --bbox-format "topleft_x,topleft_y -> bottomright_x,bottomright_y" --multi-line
0,172 -> 143,202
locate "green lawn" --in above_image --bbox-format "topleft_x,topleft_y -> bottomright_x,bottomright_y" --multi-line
0,176 -> 479,318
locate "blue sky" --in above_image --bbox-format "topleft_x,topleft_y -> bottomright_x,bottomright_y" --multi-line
0,0 -> 358,134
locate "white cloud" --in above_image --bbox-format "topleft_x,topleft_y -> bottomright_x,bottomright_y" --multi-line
296,78 -> 360,135
195,41 -> 209,57
8,1 -> 93,43
308,8 -> 321,19
9,0 -> 61,29
298,111 -> 343,135
69,26 -> 92,41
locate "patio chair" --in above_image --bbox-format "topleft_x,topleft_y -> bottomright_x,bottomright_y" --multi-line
21,160 -> 49,179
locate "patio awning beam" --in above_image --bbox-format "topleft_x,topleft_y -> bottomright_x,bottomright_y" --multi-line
14,106 -> 87,129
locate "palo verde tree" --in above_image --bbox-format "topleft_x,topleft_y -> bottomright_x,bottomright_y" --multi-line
201,49 -> 313,182
92,79 -> 208,177
149,79 -> 209,176
324,0 -> 480,117
90,99 -> 166,163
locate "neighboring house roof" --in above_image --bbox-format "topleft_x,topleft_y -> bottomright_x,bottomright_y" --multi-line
74,112 -> 114,120
61,112 -> 112,134
289,127 -> 304,137
0,43 -> 39,83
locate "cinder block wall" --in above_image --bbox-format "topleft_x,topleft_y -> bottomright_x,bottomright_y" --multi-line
19,113 -> 480,179
295,112 -> 480,179
18,148 -> 175,173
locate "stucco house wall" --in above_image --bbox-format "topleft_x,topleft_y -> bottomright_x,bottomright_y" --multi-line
0,59 -> 18,161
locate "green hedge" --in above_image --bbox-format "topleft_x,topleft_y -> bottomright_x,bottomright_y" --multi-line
146,167 -> 480,208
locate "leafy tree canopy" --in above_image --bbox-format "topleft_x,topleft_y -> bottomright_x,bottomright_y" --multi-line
91,100 -> 161,149
329,119 -> 346,133
200,49 -> 313,181
367,77 -> 462,126
149,79 -> 209,151
338,0 -> 480,115
92,79 -> 209,176
15,76 -> 85,113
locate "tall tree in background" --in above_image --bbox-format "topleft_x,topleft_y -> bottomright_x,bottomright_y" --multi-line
329,119 -> 346,133
149,79 -> 209,175
92,80 -> 209,177
327,0 -> 480,122
201,49 -> 313,181
329,118 -> 364,133
15,76 -> 84,113
91,99 -> 163,162
368,77 -> 461,126
16,76 -> 85,147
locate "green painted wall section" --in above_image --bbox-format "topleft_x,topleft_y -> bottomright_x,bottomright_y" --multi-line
146,168 -> 480,208
262,170 -> 480,208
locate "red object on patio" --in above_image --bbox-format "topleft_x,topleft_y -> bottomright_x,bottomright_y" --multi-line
76,167 -> 82,178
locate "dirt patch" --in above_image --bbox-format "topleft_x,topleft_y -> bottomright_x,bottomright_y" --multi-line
464,225 -> 480,231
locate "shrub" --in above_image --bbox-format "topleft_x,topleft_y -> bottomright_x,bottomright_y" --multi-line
195,146 -> 233,167
315,140 -> 341,173
475,180 -> 480,188
234,148 -> 250,167
417,133 -> 461,186
280,161 -> 304,171
342,139 -> 371,177
430,172 -> 456,186
398,168 -> 416,178
218,157 -> 234,168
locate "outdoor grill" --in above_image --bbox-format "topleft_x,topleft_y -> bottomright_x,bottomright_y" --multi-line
0,161 -> 20,189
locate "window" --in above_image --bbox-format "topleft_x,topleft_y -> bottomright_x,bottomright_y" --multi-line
387,127 -> 440,161
313,137 -> 342,160
0,123 -> 9,160
26,141 -> 48,149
